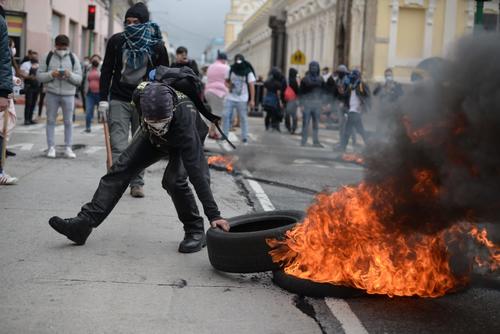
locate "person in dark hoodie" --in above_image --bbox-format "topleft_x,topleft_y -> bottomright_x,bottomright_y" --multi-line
284,67 -> 300,134
299,61 -> 325,147
98,2 -> 169,198
48,77 -> 230,253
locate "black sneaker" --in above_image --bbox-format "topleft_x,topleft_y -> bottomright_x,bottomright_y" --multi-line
48,216 -> 92,245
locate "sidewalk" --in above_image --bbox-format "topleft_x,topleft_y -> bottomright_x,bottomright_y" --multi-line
0,109 -> 321,333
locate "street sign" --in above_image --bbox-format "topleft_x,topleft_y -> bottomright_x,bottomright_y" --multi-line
290,50 -> 306,65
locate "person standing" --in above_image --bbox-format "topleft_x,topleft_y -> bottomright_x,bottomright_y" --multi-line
204,52 -> 229,139
340,69 -> 370,152
84,55 -> 101,133
171,46 -> 200,76
299,61 -> 325,147
0,0 -> 18,185
20,51 -> 40,125
98,2 -> 169,198
223,54 -> 255,144
37,34 -> 82,159
284,67 -> 300,134
263,67 -> 285,132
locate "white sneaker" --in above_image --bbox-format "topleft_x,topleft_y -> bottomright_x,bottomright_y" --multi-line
0,173 -> 18,185
47,146 -> 56,158
64,147 -> 76,159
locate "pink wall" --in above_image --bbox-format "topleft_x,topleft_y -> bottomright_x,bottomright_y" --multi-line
22,0 -> 123,59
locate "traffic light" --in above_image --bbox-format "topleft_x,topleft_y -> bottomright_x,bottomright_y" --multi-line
87,5 -> 96,30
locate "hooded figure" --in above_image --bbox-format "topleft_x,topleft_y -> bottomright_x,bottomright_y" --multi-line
299,61 -> 326,147
300,61 -> 325,100
48,80 -> 230,253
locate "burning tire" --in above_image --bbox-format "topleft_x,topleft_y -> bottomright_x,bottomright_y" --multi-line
272,270 -> 365,298
206,210 -> 305,273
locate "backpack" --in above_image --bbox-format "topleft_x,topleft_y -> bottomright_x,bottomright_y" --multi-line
153,66 -> 236,148
284,85 -> 297,102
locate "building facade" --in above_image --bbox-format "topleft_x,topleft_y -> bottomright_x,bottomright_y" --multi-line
4,0 -> 146,63
225,0 -> 500,82
224,0 -> 266,48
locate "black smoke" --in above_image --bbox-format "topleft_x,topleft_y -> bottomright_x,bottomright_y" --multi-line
364,34 -> 500,234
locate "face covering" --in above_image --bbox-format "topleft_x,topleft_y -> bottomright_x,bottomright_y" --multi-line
55,49 -> 69,57
91,60 -> 99,67
10,47 -> 16,57
385,75 -> 393,82
143,117 -> 172,137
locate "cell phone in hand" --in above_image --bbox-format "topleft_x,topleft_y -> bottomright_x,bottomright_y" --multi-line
59,69 -> 66,76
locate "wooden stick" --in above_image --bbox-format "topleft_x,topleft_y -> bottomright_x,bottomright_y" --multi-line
102,111 -> 112,171
1,106 -> 8,171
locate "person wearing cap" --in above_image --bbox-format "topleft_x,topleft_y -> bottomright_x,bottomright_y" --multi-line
98,2 -> 169,198
204,52 -> 229,139
48,80 -> 230,253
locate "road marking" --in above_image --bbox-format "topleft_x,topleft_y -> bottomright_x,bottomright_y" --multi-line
242,169 -> 275,211
334,165 -> 363,171
6,143 -> 34,151
84,146 -> 105,154
325,298 -> 368,334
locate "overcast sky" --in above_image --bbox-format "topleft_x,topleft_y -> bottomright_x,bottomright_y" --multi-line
148,0 -> 231,61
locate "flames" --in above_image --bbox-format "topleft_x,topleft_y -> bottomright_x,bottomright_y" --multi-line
208,155 -> 235,173
268,180 -> 499,297
341,153 -> 365,165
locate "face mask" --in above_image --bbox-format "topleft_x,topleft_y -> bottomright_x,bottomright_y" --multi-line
144,117 -> 172,137
385,75 -> 393,82
236,60 -> 243,64
10,48 -> 16,57
91,60 -> 99,67
55,49 -> 68,57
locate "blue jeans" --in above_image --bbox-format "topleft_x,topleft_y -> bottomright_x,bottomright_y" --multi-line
85,92 -> 100,130
301,105 -> 321,145
223,99 -> 248,141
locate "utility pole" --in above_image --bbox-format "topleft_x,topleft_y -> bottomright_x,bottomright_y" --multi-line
107,0 -> 114,39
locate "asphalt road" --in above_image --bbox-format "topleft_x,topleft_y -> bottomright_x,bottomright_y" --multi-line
1,106 -> 499,334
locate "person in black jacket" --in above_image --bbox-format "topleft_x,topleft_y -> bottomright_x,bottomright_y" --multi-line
171,46 -> 200,77
285,67 -> 300,134
97,2 -> 169,198
299,61 -> 326,147
48,80 -> 230,254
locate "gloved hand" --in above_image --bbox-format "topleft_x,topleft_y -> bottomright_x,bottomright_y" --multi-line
98,101 -> 109,114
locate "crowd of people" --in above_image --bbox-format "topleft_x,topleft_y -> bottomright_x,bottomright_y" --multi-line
1,0 -> 405,188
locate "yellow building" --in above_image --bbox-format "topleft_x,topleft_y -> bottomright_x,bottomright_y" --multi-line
369,0 -> 500,82
225,0 -> 499,82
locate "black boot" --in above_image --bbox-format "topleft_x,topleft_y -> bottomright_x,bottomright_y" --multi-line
178,232 -> 206,253
48,216 -> 92,245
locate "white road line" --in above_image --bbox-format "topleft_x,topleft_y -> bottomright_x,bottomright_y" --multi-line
6,143 -> 34,151
334,165 -> 363,171
84,146 -> 105,154
242,169 -> 275,211
325,298 -> 368,334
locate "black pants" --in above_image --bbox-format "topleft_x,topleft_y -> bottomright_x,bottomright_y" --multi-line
24,87 -> 40,123
78,132 -> 207,233
38,91 -> 46,117
341,112 -> 367,151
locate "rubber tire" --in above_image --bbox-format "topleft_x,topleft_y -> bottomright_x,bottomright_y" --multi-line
273,270 -> 365,298
206,210 -> 305,273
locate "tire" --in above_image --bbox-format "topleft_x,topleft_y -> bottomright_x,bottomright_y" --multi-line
206,210 -> 305,273
272,270 -> 365,298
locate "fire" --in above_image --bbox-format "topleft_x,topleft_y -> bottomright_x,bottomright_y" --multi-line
207,155 -> 235,173
341,153 -> 364,165
268,180 -> 499,298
